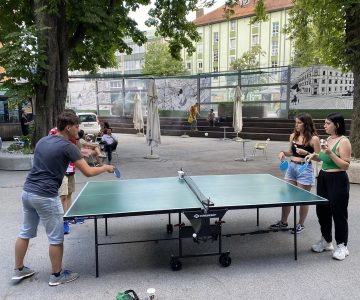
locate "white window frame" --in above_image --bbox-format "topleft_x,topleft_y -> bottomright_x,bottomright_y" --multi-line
272,21 -> 279,36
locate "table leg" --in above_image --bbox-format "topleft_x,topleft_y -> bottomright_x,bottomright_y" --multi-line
94,218 -> 99,277
294,205 -> 297,260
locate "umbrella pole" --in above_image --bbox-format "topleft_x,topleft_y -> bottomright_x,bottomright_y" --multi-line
233,131 -> 242,141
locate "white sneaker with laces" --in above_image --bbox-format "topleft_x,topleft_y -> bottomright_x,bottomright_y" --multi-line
332,243 -> 349,261
311,237 -> 334,253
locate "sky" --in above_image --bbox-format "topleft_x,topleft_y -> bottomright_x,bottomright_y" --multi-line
129,0 -> 226,31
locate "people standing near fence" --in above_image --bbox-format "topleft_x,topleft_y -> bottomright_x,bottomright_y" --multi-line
20,110 -> 33,136
306,112 -> 351,260
190,103 -> 200,131
270,113 -> 320,233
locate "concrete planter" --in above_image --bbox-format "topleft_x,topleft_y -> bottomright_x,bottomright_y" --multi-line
348,160 -> 360,184
0,151 -> 34,171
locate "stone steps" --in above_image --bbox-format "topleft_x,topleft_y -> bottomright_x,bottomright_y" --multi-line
100,116 -> 351,142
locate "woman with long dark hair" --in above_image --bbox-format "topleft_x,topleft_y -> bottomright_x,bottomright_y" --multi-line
270,113 -> 320,233
306,112 -> 351,260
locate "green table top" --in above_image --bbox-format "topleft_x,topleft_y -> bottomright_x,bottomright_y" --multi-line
64,174 -> 328,219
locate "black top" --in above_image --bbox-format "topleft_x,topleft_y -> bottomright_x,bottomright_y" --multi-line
21,115 -> 29,136
291,142 -> 314,158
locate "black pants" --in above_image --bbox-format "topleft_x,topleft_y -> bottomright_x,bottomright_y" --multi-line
104,141 -> 118,162
316,170 -> 350,245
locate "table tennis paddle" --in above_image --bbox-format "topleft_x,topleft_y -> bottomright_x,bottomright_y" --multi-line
279,160 -> 289,172
298,160 -> 309,174
113,167 -> 121,178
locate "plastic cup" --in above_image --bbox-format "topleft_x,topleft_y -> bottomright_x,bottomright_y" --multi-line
178,170 -> 185,179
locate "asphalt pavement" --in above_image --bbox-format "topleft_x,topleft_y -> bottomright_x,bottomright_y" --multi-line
1,134 -> 360,300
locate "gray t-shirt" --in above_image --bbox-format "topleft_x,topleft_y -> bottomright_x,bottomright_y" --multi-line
24,135 -> 82,197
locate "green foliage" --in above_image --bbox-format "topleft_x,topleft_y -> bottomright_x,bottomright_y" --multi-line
142,40 -> 189,76
230,45 -> 266,71
284,1 -> 360,157
251,0 -> 269,24
284,1 -> 360,70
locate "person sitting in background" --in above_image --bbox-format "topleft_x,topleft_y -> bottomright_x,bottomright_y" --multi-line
207,109 -> 216,127
78,130 -> 105,166
101,127 -> 118,164
97,121 -> 111,139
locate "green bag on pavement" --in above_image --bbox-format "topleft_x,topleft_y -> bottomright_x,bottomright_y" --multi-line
116,290 -> 139,300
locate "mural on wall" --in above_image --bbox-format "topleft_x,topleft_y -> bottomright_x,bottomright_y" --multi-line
290,66 -> 354,109
155,78 -> 211,111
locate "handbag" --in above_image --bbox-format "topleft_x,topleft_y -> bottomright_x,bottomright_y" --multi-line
187,115 -> 193,123
116,290 -> 139,300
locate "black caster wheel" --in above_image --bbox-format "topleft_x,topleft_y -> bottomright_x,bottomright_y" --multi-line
219,254 -> 232,267
170,258 -> 182,271
166,224 -> 173,234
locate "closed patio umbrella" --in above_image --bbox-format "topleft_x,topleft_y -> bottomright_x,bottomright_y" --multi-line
145,79 -> 161,159
233,85 -> 243,141
132,92 -> 144,136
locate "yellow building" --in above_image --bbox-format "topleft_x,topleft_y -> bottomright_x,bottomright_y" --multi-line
183,0 -> 293,74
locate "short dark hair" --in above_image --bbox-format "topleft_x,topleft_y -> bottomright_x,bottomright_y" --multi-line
64,108 -> 76,115
78,129 -> 85,138
326,112 -> 346,135
57,112 -> 80,131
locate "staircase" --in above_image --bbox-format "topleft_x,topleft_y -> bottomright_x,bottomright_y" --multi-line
99,116 -> 351,142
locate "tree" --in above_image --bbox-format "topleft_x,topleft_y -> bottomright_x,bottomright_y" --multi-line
142,40 -> 189,76
229,45 -> 266,71
0,0 -> 202,144
284,1 -> 360,158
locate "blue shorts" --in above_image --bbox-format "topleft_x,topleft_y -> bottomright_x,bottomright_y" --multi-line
284,161 -> 315,186
19,191 -> 64,244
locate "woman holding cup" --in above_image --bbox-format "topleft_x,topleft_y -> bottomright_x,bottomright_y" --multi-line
306,112 -> 352,260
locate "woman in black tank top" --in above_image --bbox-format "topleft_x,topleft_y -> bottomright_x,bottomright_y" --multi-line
270,113 -> 320,233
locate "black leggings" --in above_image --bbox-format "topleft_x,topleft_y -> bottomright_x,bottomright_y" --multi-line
316,170 -> 350,245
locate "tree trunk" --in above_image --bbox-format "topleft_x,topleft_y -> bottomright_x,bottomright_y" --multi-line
351,67 -> 360,159
32,1 -> 69,146
347,4 -> 360,159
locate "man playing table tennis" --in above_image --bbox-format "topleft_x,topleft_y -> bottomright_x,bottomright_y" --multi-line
11,111 -> 114,286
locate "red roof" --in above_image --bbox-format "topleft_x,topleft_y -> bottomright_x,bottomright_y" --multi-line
194,0 -> 294,26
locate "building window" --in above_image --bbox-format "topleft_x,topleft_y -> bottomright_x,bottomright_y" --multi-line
271,60 -> 278,68
230,38 -> 236,49
252,34 -> 259,45
230,20 -> 236,31
271,41 -> 278,56
322,87 -> 325,92
213,50 -> 219,62
213,32 -> 219,44
272,21 -> 279,36
329,79 -> 332,84
329,87 -> 331,92
197,44 -> 203,53
314,79 -> 318,83
323,71 -> 326,75
198,61 -> 203,69
322,79 -> 325,84
230,56 -> 236,63
186,63 -> 191,70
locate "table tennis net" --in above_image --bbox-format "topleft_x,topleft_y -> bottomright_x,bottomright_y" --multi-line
183,176 -> 209,208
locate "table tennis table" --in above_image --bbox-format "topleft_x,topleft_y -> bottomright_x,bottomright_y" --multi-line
64,173 -> 328,277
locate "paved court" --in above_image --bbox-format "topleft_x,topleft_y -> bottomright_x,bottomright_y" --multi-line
1,134 -> 359,300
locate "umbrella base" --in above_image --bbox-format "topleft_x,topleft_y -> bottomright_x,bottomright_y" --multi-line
180,134 -> 190,138
144,154 -> 160,159
233,137 -> 243,142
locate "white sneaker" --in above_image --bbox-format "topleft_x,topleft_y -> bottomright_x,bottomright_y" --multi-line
332,243 -> 349,261
311,237 -> 334,253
